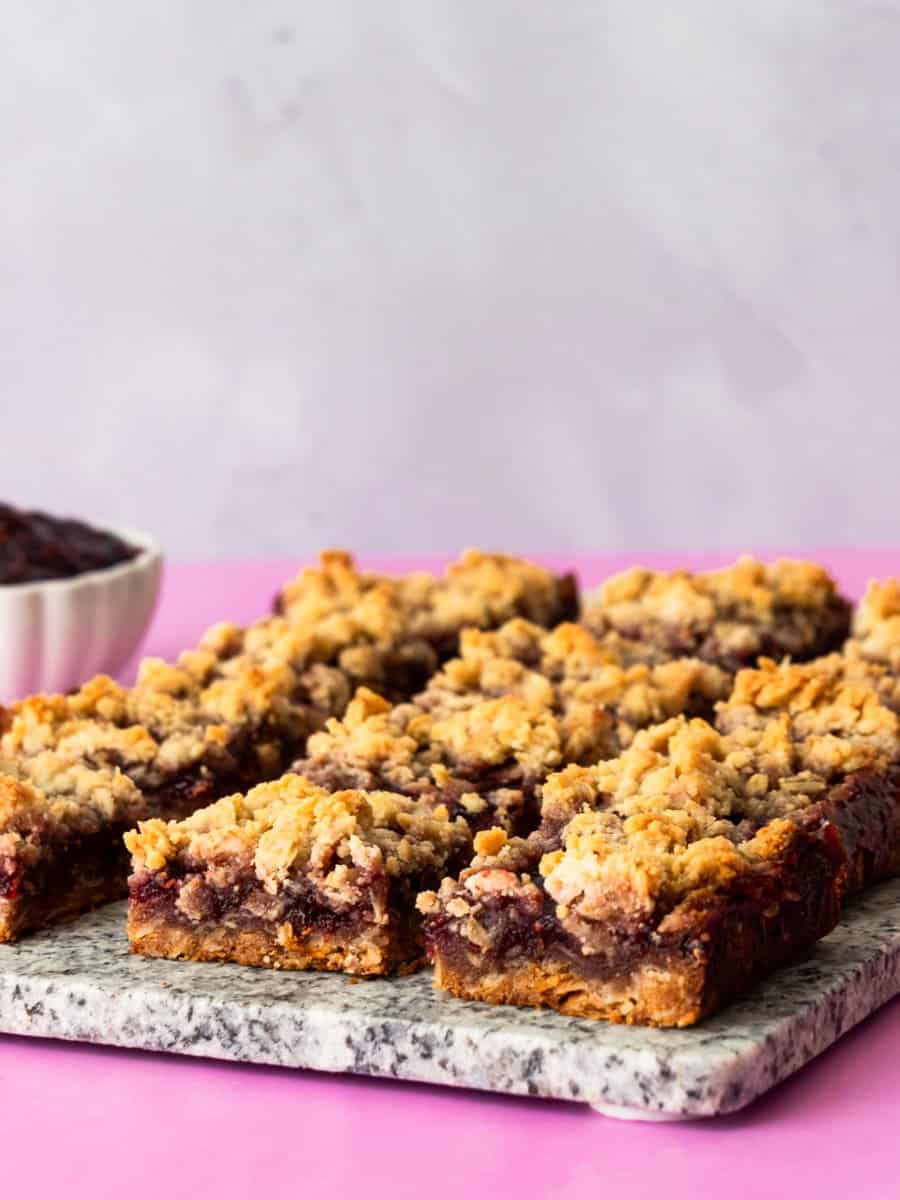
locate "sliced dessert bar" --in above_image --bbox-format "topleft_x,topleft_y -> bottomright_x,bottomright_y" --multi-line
126,774 -> 471,975
419,688 -> 899,1026
715,656 -> 900,892
293,687 -> 563,836
584,557 -> 851,670
274,549 -> 579,665
0,766 -> 149,939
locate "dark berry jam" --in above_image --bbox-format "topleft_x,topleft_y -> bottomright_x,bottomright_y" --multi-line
0,502 -> 140,584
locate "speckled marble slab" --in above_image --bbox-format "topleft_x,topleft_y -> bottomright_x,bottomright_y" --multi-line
1,882 -> 899,1120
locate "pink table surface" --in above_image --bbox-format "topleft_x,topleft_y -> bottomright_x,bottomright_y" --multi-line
4,549 -> 900,1200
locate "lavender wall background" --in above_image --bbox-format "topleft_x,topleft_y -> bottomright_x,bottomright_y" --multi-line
3,2 -> 899,558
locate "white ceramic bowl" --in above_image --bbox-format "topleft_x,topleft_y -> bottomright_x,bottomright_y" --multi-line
0,526 -> 162,702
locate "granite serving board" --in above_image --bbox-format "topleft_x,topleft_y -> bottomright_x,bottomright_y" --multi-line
1,882 -> 899,1121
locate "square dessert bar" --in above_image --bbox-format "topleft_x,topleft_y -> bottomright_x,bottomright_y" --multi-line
292,687 -> 564,836
274,549 -> 579,666
584,556 -> 851,670
715,657 -> 900,893
126,774 -> 472,975
420,673 -> 900,1026
416,618 -> 732,761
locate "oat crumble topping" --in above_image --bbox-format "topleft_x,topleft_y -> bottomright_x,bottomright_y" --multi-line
716,657 -> 900,767
276,549 -> 577,646
418,619 -> 731,762
584,557 -> 850,667
126,773 -> 471,894
303,686 -> 563,782
847,578 -> 900,671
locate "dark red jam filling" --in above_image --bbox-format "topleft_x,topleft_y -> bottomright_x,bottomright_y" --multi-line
130,863 -> 395,937
0,826 -> 131,903
0,502 -> 139,584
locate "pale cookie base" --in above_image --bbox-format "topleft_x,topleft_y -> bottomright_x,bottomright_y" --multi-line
127,909 -> 422,977
431,954 -> 708,1028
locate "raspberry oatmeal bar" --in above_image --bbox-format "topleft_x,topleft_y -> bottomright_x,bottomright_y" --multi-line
714,656 -> 900,892
584,557 -> 851,670
293,687 -> 563,836
419,678 -> 900,1025
126,774 -> 471,975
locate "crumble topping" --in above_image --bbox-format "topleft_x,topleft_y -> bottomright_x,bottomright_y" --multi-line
0,756 -> 142,843
0,673 -> 319,845
0,771 -> 100,839
430,698 -> 561,772
541,708 -> 896,835
294,686 -> 563,834
430,549 -> 577,632
847,578 -> 900,670
303,687 -> 562,779
275,549 -> 577,647
271,550 -> 410,642
584,557 -> 850,667
458,619 -> 666,671
539,719 -> 752,828
125,773 -> 471,894
531,705 -> 897,931
539,809 -> 798,929
716,657 -> 900,766
418,619 -> 730,762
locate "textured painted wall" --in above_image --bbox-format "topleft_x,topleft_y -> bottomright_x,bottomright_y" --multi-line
3,2 -> 899,556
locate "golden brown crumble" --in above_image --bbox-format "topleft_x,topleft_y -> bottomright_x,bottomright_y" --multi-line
293,686 -> 564,834
0,634 -> 334,833
419,619 -> 730,762
847,578 -> 900,671
542,705 -> 897,831
537,706 -> 897,919
584,557 -> 850,667
126,773 -> 471,893
456,619 -> 665,671
276,549 -> 577,645
716,657 -> 900,769
539,810 -> 797,930
304,686 -> 563,779
810,651 -> 900,714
